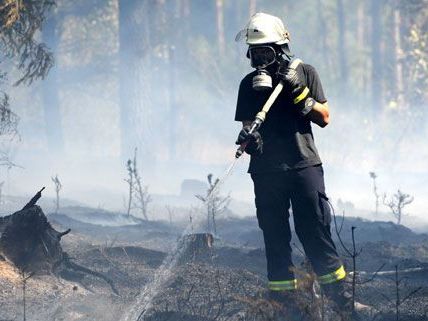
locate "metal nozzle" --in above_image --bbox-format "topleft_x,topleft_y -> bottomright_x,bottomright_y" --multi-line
235,140 -> 248,158
235,119 -> 262,159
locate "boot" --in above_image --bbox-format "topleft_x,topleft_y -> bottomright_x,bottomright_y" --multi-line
321,280 -> 353,311
321,280 -> 376,321
267,290 -> 311,321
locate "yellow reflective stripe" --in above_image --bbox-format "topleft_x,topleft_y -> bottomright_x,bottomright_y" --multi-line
318,265 -> 347,284
268,279 -> 297,291
293,87 -> 309,104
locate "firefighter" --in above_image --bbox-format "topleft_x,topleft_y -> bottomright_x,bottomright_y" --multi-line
234,12 -> 356,319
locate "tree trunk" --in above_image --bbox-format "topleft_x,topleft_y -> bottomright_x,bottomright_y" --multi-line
336,0 -> 348,90
356,0 -> 367,96
317,0 -> 332,73
168,46 -> 177,160
249,0 -> 256,16
42,12 -> 64,156
357,1 -> 365,49
119,0 -> 141,160
216,0 -> 225,55
393,6 -> 404,106
156,0 -> 178,161
371,0 -> 383,117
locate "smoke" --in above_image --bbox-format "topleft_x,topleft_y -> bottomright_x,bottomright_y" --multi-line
1,0 -> 427,228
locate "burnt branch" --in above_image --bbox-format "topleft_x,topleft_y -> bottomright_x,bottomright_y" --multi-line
196,173 -> 231,235
383,189 -> 414,225
22,187 -> 45,210
61,252 -> 119,295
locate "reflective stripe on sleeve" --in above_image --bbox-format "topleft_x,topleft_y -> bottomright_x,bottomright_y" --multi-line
293,87 -> 310,104
268,279 -> 298,291
318,265 -> 346,284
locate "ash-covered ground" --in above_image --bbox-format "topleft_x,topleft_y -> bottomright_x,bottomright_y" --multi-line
1,203 -> 428,321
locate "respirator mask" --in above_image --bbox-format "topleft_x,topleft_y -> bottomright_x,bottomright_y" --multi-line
248,45 -> 278,91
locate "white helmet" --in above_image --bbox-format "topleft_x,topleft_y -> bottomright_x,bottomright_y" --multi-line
235,12 -> 290,45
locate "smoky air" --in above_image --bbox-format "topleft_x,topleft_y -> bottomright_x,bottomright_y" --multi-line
0,1 -> 427,321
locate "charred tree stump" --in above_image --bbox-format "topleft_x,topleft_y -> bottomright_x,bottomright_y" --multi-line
179,233 -> 214,263
0,188 -> 69,272
0,188 -> 117,294
0,205 -> 69,272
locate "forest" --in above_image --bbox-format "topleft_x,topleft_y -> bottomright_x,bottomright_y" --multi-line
1,0 -> 428,321
0,0 -> 426,213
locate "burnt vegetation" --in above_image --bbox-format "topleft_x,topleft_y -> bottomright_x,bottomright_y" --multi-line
125,148 -> 152,220
1,188 -> 427,321
0,188 -> 118,295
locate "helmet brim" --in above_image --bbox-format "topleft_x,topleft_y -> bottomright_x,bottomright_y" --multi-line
235,29 -> 289,45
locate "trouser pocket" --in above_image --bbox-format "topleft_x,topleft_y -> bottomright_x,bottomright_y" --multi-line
318,191 -> 332,226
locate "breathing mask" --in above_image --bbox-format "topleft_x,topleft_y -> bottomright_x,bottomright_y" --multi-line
248,45 -> 278,91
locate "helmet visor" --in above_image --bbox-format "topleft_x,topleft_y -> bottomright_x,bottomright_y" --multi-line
249,46 -> 276,69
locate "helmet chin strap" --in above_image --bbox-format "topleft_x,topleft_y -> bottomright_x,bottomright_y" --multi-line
280,44 -> 294,60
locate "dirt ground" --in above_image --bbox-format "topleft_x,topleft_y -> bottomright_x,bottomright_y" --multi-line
1,208 -> 428,321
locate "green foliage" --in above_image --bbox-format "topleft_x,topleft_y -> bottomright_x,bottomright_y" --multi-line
0,0 -> 55,86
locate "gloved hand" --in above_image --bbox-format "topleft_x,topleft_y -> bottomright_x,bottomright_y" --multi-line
277,62 -> 312,116
235,125 -> 263,156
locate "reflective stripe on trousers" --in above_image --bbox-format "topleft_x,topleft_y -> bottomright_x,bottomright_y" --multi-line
318,265 -> 346,284
268,265 -> 346,291
268,279 -> 298,291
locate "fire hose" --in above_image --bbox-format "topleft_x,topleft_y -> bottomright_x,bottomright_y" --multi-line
235,58 -> 303,159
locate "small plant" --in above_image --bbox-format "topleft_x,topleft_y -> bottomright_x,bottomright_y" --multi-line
0,181 -> 4,205
333,219 -> 362,312
382,189 -> 414,225
125,159 -> 134,217
19,269 -> 34,321
51,174 -> 62,214
376,264 -> 422,321
165,205 -> 174,225
331,205 -> 384,313
124,148 -> 151,219
369,172 -> 380,215
196,174 -> 230,235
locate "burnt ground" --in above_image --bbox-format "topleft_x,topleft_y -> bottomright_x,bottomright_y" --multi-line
1,206 -> 428,321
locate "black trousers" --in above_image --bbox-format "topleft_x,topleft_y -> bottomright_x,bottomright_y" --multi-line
251,165 -> 342,281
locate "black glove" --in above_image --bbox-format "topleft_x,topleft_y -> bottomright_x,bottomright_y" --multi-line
235,125 -> 263,156
277,62 -> 313,116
